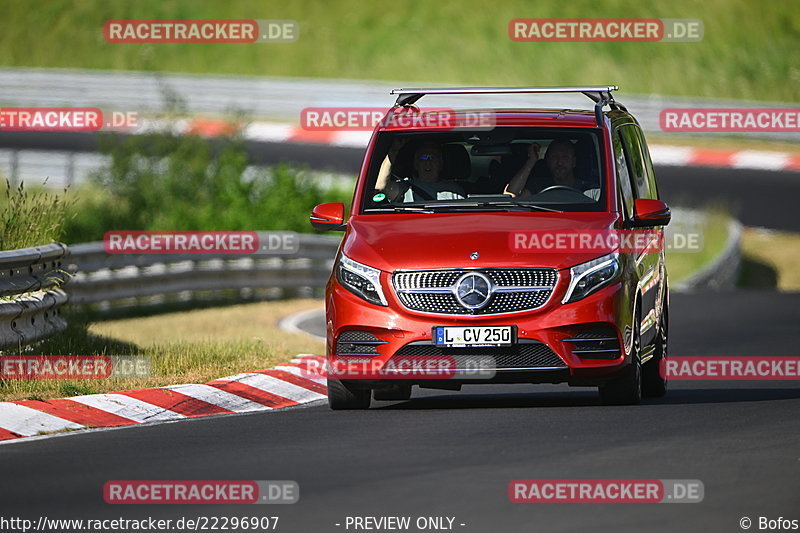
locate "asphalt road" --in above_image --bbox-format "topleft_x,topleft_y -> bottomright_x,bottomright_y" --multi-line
656,165 -> 800,232
1,290 -> 798,533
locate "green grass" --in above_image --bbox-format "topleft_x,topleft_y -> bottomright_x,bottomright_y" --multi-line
0,181 -> 72,249
0,0 -> 797,101
665,209 -> 731,282
0,299 -> 324,402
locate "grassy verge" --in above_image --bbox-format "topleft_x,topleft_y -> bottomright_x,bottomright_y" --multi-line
739,228 -> 800,291
665,209 -> 731,283
0,299 -> 324,402
0,181 -> 72,249
0,0 -> 797,102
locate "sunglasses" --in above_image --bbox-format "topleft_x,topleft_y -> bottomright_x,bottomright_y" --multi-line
418,154 -> 440,161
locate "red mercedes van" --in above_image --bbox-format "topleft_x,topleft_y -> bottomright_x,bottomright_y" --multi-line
311,86 -> 671,409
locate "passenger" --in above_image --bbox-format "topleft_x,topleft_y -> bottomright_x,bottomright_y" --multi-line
503,142 -> 542,196
376,142 -> 465,202
504,139 -> 599,200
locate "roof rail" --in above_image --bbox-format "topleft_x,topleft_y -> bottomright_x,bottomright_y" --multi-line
389,86 -> 623,127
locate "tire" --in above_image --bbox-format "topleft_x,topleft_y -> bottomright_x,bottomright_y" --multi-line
373,385 -> 412,401
599,317 -> 642,405
327,379 -> 371,410
642,307 -> 668,398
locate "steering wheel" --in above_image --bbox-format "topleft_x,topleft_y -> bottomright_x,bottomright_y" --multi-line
391,174 -> 436,201
538,185 -> 585,195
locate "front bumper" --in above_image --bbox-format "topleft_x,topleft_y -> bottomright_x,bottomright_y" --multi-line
326,270 -> 634,387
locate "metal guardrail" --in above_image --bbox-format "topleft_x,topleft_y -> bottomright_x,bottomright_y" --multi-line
0,243 -> 69,349
66,233 -> 341,312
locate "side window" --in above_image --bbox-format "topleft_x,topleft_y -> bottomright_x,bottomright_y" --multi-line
619,125 -> 653,200
636,127 -> 660,200
612,130 -> 634,220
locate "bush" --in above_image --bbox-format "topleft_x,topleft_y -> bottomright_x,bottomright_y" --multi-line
61,129 -> 352,243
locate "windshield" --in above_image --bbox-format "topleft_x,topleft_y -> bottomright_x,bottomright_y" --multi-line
361,127 -> 606,213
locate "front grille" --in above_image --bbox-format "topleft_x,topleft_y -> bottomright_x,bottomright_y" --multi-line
394,341 -> 566,369
393,268 -> 558,316
335,330 -> 386,356
394,271 -> 461,290
563,327 -> 621,360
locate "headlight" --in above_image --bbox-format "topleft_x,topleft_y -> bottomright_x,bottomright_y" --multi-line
562,252 -> 620,304
336,254 -> 388,306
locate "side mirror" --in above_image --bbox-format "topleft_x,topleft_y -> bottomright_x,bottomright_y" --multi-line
631,199 -> 671,227
310,202 -> 346,231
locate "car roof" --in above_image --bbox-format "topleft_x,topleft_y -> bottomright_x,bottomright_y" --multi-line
375,108 -> 629,131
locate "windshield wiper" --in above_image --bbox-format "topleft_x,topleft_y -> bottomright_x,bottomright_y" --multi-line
364,206 -> 435,213
486,201 -> 564,213
420,201 -> 564,213
421,202 -> 481,209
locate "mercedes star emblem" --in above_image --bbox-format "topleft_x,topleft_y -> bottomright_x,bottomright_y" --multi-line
455,272 -> 491,309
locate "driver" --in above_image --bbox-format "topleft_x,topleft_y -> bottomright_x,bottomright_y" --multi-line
375,142 -> 465,202
504,139 -> 599,200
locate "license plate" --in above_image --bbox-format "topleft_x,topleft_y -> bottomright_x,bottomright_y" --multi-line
433,326 -> 515,347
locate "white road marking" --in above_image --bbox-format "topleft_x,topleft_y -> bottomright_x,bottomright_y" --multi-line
0,403 -> 83,436
70,393 -> 187,423
218,373 -> 326,402
243,122 -> 293,142
273,365 -> 327,385
649,145 -> 694,166
164,384 -> 272,413
733,150 -> 791,170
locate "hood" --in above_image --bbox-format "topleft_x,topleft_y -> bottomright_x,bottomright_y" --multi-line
342,211 -> 620,271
